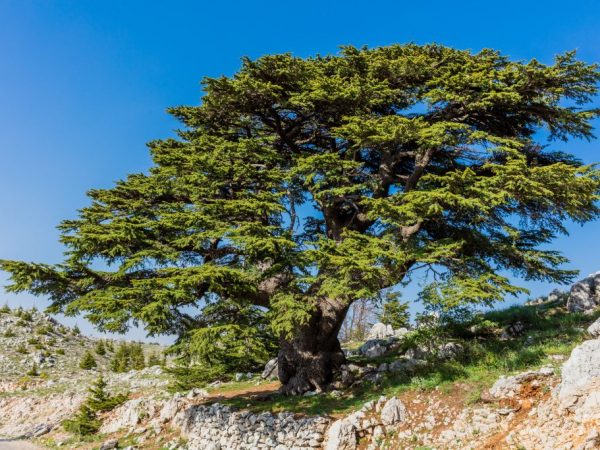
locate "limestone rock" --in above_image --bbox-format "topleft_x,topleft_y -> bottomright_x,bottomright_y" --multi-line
567,272 -> 600,313
367,323 -> 394,340
358,340 -> 387,358
489,367 -> 554,399
438,342 -> 464,360
380,397 -> 408,426
587,317 -> 600,338
559,339 -> 600,408
100,440 -> 119,450
325,417 -> 357,450
261,358 -> 278,380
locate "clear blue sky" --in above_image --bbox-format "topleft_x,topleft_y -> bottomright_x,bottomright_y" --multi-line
1,0 -> 599,341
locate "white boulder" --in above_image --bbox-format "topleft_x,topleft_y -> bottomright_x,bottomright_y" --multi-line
587,317 -> 600,338
559,339 -> 600,409
367,323 -> 395,340
324,417 -> 357,450
380,397 -> 408,426
567,272 -> 600,313
261,358 -> 278,380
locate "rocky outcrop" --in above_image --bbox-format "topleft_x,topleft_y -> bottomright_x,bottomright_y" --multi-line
261,358 -> 278,380
324,396 -> 407,450
100,397 -> 162,434
525,288 -> 567,306
488,366 -> 554,399
366,323 -> 409,340
0,392 -> 84,438
587,316 -> 600,338
175,403 -> 330,450
558,339 -> 600,412
567,272 -> 600,313
367,323 -> 395,340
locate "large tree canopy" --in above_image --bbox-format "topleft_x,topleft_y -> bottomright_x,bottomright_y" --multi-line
2,44 -> 599,394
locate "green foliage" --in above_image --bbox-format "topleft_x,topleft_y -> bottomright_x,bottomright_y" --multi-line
1,44 -> 599,382
110,342 -> 145,372
79,351 -> 97,370
15,343 -> 28,354
62,404 -> 100,436
95,340 -> 106,356
86,375 -> 127,412
62,375 -> 127,436
3,328 -> 15,337
36,324 -> 52,335
0,304 -> 9,314
379,294 -> 410,330
56,348 -> 65,355
105,340 -> 114,352
26,362 -> 39,377
170,301 -> 277,387
146,352 -> 163,367
72,325 -> 80,335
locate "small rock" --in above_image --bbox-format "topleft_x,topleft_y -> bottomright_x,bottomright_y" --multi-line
587,317 -> 600,338
100,439 -> 119,450
380,397 -> 408,426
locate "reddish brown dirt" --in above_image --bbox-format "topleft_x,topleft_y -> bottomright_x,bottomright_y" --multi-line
207,381 -> 281,400
481,380 -> 552,449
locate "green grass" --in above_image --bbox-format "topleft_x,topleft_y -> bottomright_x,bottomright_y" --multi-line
215,304 -> 596,416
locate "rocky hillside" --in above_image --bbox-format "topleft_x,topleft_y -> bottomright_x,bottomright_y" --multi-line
2,271 -> 600,449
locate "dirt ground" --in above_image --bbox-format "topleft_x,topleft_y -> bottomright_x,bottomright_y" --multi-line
0,440 -> 43,450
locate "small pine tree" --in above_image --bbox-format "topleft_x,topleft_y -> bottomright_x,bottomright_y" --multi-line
86,375 -> 127,412
62,404 -> 100,436
16,343 -> 28,354
27,362 -> 39,377
72,325 -> 81,335
146,352 -> 162,367
0,304 -> 9,314
3,328 -> 15,337
380,295 -> 411,330
79,351 -> 97,370
110,343 -> 129,372
95,340 -> 106,356
62,375 -> 126,436
130,343 -> 145,370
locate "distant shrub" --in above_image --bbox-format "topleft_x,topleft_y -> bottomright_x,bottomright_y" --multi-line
27,337 -> 39,345
26,362 -> 39,377
46,337 -> 56,346
0,304 -> 10,314
146,352 -> 163,367
95,340 -> 106,356
3,328 -> 15,337
15,343 -> 28,354
36,325 -> 52,335
72,325 -> 81,335
55,348 -> 65,355
20,310 -> 33,321
79,351 -> 97,370
110,342 -> 145,373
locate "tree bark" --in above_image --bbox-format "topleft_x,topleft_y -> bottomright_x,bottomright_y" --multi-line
277,297 -> 348,395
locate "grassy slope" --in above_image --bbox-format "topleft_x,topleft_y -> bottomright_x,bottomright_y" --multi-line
218,301 -> 597,416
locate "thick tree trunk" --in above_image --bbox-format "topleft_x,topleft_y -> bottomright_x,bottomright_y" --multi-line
277,297 -> 348,395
